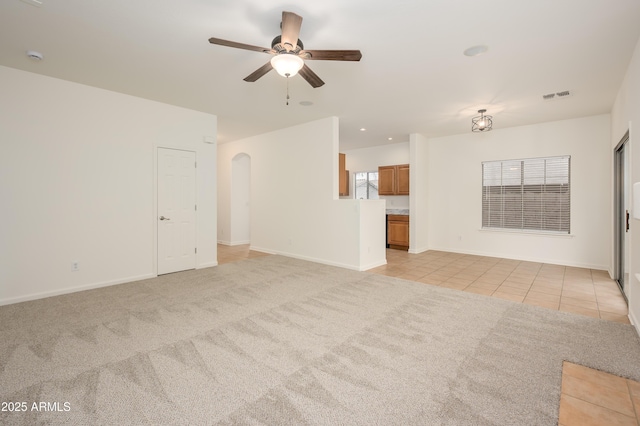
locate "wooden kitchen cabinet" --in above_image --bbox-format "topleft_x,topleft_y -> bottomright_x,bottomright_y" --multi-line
396,164 -> 410,195
378,166 -> 396,195
339,153 -> 349,196
387,214 -> 409,249
378,164 -> 409,195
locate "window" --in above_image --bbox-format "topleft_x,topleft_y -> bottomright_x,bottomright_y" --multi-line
482,156 -> 570,233
355,171 -> 379,199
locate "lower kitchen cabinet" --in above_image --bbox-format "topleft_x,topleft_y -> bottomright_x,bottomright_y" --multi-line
387,214 -> 409,250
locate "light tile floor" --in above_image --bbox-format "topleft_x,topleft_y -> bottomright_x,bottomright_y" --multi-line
370,248 -> 630,324
217,243 -> 271,264
559,362 -> 640,426
217,245 -> 636,424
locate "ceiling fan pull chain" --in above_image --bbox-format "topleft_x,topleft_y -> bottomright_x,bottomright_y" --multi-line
285,73 -> 290,105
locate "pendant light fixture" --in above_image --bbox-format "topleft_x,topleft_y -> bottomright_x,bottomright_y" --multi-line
472,109 -> 493,132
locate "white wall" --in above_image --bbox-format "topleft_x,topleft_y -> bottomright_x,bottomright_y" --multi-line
611,35 -> 640,329
343,142 -> 410,208
229,153 -> 251,245
426,115 -> 611,270
0,66 -> 217,305
410,133 -> 429,253
358,199 -> 387,269
218,117 -> 386,270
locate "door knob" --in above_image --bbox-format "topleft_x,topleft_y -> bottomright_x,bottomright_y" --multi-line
159,216 -> 170,221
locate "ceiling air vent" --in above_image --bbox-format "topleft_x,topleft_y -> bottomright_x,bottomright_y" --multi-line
18,0 -> 43,6
543,90 -> 572,101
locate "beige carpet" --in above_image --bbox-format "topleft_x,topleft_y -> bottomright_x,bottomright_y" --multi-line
1,255 -> 639,425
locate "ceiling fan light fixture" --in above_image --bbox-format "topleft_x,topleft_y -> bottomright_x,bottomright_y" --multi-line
472,109 -> 493,132
270,54 -> 304,77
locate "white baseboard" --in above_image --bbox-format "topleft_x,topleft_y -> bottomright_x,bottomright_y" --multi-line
248,246 -> 387,272
217,240 -> 251,246
408,246 -> 429,254
248,245 -> 276,255
360,259 -> 387,271
249,246 -> 362,271
197,261 -> 218,269
629,308 -> 639,337
0,273 -> 156,307
426,246 -> 609,271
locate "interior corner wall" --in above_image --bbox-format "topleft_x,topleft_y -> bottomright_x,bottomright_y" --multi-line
427,114 -> 611,270
611,35 -> 640,329
409,133 -> 429,253
217,117 -> 384,270
0,66 -> 217,305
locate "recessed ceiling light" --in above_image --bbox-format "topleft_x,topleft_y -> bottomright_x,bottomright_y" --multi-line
26,50 -> 44,61
360,128 -> 366,131
299,101 -> 313,106
388,137 -> 393,141
463,45 -> 489,57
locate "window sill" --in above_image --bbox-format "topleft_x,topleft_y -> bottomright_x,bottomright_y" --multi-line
479,228 -> 574,238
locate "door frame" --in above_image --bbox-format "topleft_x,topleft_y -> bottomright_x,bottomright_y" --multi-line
614,131 -> 629,300
154,145 -> 197,275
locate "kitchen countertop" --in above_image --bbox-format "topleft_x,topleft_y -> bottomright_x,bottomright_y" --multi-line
386,209 -> 409,215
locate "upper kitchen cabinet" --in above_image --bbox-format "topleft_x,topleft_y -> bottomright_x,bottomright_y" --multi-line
396,164 -> 410,195
339,153 -> 349,196
378,164 -> 409,195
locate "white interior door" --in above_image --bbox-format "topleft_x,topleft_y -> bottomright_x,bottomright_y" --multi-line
157,148 -> 196,275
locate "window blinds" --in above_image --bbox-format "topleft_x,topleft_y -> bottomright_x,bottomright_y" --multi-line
482,156 -> 570,233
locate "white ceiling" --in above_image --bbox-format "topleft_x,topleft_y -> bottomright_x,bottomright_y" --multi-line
2,0 -> 640,150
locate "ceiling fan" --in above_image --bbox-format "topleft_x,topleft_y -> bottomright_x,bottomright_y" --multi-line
208,11 -> 362,88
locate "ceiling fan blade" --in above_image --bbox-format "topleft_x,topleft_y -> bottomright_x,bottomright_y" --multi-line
280,11 -> 303,51
209,37 -> 273,54
302,50 -> 363,61
243,62 -> 274,82
298,64 -> 324,88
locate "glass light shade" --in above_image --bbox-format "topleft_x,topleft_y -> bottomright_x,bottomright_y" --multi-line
270,54 -> 304,77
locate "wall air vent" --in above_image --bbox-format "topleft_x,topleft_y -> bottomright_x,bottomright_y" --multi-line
543,90 -> 572,101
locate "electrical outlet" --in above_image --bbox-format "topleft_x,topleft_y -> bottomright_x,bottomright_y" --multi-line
71,261 -> 79,272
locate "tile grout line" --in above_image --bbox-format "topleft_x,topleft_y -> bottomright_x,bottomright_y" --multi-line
323,248 -> 628,323
560,362 -> 640,424
626,379 -> 640,425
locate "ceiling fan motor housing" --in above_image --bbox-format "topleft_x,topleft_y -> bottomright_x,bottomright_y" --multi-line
271,35 -> 304,53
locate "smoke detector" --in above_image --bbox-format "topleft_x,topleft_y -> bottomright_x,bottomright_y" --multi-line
542,90 -> 572,101
26,50 -> 44,61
